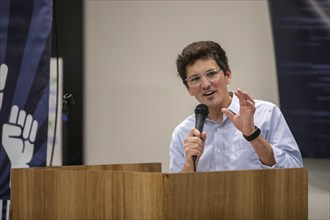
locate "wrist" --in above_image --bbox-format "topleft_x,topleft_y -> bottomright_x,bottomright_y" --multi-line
181,160 -> 195,173
243,126 -> 261,142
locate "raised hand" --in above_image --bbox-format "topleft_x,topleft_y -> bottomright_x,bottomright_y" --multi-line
2,105 -> 38,168
222,89 -> 256,136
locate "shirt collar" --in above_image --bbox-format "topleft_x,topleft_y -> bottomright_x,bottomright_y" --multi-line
227,91 -> 240,115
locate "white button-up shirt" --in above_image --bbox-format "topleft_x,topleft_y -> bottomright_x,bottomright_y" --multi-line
169,93 -> 303,172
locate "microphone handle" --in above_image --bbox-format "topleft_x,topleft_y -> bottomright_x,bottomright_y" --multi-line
192,114 -> 206,161
195,115 -> 205,133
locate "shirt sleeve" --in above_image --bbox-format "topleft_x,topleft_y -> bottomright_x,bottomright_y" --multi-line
264,106 -> 303,168
169,130 -> 186,172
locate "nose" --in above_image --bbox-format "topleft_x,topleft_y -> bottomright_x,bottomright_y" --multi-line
200,76 -> 211,88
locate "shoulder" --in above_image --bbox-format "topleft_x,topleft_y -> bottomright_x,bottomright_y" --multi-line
254,99 -> 284,123
172,114 -> 195,137
255,99 -> 280,113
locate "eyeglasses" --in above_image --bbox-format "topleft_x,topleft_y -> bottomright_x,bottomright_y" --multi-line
185,67 -> 221,87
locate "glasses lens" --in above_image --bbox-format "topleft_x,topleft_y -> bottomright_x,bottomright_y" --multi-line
205,70 -> 218,79
188,75 -> 201,86
187,68 -> 220,87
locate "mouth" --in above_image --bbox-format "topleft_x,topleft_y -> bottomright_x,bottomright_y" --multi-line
203,90 -> 216,97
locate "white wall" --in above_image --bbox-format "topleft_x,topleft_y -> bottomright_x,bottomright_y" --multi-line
304,159 -> 330,219
84,1 -> 329,219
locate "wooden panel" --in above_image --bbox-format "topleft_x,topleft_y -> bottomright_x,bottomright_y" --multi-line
10,165 -> 307,220
10,163 -> 162,219
104,172 -> 164,219
164,168 -> 308,220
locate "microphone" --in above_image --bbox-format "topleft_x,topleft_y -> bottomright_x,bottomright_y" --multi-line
192,104 -> 209,163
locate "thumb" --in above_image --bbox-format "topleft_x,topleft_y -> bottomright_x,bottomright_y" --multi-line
201,131 -> 207,142
189,128 -> 201,138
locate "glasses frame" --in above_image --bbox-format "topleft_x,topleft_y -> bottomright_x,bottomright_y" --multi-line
185,67 -> 222,87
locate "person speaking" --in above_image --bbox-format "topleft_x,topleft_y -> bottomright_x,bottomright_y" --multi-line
169,41 -> 303,173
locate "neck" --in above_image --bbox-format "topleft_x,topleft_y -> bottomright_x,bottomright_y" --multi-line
207,92 -> 232,124
208,109 -> 223,124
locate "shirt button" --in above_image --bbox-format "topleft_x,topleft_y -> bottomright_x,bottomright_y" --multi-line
216,148 -> 221,154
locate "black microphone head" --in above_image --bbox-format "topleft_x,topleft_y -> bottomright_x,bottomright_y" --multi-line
194,104 -> 209,116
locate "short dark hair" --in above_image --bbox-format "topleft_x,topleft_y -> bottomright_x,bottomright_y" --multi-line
176,41 -> 229,87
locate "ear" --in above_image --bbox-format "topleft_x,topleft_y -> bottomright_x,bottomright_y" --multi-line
225,68 -> 232,84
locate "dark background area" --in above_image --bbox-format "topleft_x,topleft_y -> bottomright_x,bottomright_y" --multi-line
51,0 -> 84,165
269,0 -> 330,158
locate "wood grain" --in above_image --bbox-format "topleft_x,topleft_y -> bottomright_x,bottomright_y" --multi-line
10,164 -> 307,220
164,168 -> 308,220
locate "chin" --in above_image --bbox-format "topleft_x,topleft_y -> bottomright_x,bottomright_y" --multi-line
205,100 -> 222,109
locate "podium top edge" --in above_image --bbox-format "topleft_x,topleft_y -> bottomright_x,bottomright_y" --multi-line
11,162 -> 162,172
11,164 -> 307,175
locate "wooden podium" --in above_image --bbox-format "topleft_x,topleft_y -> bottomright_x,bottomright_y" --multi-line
10,163 -> 308,219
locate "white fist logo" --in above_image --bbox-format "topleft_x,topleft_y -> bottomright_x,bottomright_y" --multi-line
1,63 -> 39,168
2,105 -> 39,168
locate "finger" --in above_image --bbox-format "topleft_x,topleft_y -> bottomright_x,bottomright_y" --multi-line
246,99 -> 256,109
185,147 -> 203,158
188,128 -> 202,138
236,89 -> 255,104
3,123 -> 21,138
184,136 -> 203,149
30,120 -> 38,142
17,109 -> 26,127
0,63 -> 8,90
9,105 -> 19,124
192,142 -> 204,152
187,128 -> 195,137
221,108 -> 236,121
23,114 -> 33,139
201,131 -> 207,142
192,128 -> 201,137
234,90 -> 247,105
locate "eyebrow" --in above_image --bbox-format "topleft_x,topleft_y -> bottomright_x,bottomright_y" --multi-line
191,68 -> 218,76
205,68 -> 217,72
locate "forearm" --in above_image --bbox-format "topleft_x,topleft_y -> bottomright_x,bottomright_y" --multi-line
180,160 -> 195,173
250,135 -> 276,166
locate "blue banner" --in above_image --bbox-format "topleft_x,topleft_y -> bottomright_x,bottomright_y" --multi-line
269,0 -> 330,158
0,0 -> 52,218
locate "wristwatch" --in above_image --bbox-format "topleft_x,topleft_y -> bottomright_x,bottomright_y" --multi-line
243,126 -> 261,142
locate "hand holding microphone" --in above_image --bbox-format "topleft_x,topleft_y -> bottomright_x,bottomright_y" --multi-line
184,104 -> 208,172
193,104 -> 209,160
